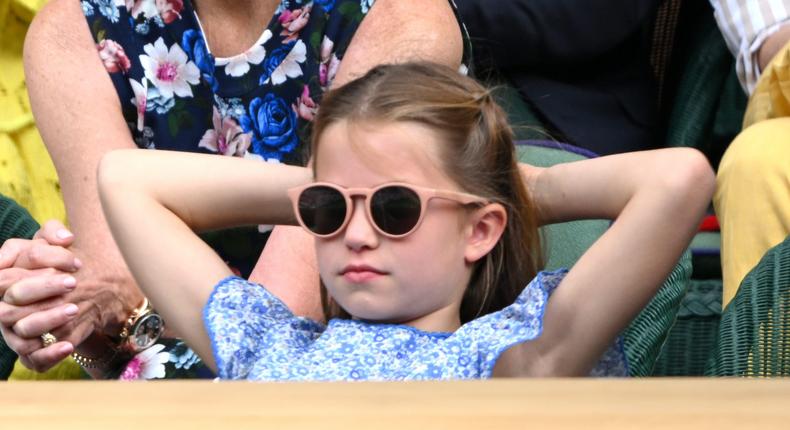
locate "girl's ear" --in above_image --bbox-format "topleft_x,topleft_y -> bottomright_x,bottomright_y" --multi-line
464,203 -> 507,264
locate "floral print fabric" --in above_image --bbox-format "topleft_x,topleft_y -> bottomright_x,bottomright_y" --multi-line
204,270 -> 629,380
83,0 -> 473,380
82,0 -> 381,277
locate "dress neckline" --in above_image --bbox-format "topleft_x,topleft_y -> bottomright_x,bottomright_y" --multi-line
190,0 -> 281,62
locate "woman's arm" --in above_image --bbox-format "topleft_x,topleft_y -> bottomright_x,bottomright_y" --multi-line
501,148 -> 715,376
3,0 -> 147,374
98,150 -> 311,371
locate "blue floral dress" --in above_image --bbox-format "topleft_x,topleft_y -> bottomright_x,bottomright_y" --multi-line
82,0 -> 471,379
204,270 -> 629,380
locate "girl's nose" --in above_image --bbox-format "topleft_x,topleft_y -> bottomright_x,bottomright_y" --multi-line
343,198 -> 379,251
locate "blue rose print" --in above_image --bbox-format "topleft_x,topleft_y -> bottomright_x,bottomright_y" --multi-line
240,93 -> 298,161
258,42 -> 293,85
182,29 -> 218,92
314,0 -> 335,13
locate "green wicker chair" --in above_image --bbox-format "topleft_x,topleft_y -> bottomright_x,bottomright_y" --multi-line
705,236 -> 790,376
516,141 -> 691,376
0,194 -> 40,379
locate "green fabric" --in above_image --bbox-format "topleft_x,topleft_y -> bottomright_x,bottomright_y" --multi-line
705,236 -> 790,376
515,144 -> 609,270
0,193 -> 39,379
516,143 -> 689,376
491,84 -> 554,142
662,4 -> 746,169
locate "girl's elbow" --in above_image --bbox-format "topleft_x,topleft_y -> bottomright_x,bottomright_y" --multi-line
664,148 -> 716,204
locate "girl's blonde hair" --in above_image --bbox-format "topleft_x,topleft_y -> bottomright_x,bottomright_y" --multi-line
312,62 -> 543,323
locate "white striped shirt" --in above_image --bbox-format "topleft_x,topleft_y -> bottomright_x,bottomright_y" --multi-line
709,0 -> 790,94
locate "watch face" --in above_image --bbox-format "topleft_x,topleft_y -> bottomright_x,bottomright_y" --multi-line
130,313 -> 164,352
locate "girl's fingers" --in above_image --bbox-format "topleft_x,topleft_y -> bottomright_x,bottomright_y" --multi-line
11,303 -> 79,338
3,274 -> 77,306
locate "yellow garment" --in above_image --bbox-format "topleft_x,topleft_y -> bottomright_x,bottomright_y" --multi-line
2,0 -> 82,380
0,0 -> 65,225
714,40 -> 790,308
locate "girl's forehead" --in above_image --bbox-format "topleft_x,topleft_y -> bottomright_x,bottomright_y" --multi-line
314,120 -> 454,187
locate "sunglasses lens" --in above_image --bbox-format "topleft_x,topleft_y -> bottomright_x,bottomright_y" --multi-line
298,186 -> 347,236
371,186 -> 421,236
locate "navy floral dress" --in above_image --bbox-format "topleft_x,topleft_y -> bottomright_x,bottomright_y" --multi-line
81,0 -> 470,379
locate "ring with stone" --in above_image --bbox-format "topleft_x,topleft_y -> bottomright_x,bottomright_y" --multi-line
40,332 -> 57,348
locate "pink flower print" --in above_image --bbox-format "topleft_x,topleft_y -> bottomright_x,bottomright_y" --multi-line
278,4 -> 312,43
155,0 -> 183,24
319,36 -> 334,63
129,78 -> 148,132
139,37 -> 201,99
119,344 -> 169,381
97,39 -> 131,74
319,53 -> 340,89
125,0 -> 158,20
292,85 -> 317,121
318,36 -> 339,88
198,107 -> 252,156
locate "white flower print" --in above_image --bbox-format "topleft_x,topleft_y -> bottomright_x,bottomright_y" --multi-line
215,30 -> 272,78
360,0 -> 375,14
120,344 -> 170,380
129,78 -> 148,132
267,39 -> 306,85
139,37 -> 201,99
125,0 -> 159,20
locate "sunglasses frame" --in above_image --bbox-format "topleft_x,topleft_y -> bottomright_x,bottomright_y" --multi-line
287,182 -> 488,239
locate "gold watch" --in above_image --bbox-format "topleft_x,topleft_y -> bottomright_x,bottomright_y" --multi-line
117,298 -> 165,353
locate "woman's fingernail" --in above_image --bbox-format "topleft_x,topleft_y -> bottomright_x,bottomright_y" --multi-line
63,276 -> 77,289
59,343 -> 73,355
56,229 -> 74,240
73,258 -> 83,270
64,304 -> 79,317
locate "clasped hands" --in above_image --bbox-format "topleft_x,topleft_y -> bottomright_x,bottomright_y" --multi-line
0,220 -> 137,373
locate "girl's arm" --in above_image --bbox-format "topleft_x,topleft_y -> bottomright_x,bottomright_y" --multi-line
97,150 -> 311,371
502,148 -> 714,376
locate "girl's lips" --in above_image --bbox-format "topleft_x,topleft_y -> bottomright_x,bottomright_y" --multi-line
340,264 -> 386,283
343,270 -> 383,283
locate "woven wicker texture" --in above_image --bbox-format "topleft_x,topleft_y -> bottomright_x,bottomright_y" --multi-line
0,194 -> 39,379
623,251 -> 691,376
705,236 -> 790,376
653,279 -> 722,376
661,0 -> 746,169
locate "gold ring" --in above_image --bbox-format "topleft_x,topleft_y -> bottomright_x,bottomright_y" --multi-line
40,332 -> 57,348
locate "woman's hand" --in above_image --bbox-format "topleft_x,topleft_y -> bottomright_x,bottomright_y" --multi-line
0,221 -> 142,373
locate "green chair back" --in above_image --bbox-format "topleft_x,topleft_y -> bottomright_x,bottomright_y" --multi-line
706,236 -> 790,376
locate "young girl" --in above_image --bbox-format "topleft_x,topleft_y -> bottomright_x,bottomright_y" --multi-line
95,62 -> 714,379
